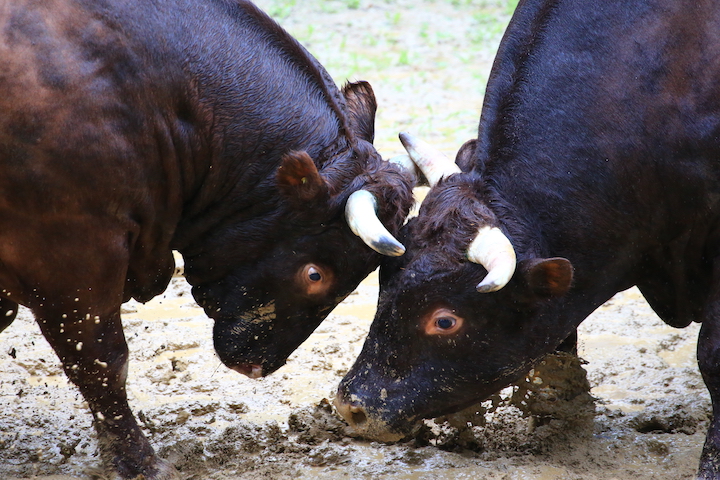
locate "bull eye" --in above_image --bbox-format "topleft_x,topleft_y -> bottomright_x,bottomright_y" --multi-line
423,308 -> 463,336
436,317 -> 455,330
299,263 -> 332,296
308,267 -> 322,282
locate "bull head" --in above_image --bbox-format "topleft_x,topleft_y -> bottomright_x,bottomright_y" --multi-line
277,150 -> 406,257
199,82 -> 419,380
399,132 -> 517,292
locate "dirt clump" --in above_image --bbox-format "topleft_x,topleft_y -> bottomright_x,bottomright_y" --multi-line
406,352 -> 596,458
288,398 -> 351,445
511,352 -> 596,434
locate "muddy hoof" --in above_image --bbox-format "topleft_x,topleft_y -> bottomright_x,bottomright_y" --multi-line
91,458 -> 180,480
125,458 -> 180,480
143,458 -> 181,480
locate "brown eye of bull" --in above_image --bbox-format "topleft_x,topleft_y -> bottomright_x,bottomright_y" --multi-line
298,263 -> 333,296
423,308 -> 464,336
436,317 -> 456,330
308,267 -> 322,282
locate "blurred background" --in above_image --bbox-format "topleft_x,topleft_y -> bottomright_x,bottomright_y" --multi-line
254,0 -> 518,157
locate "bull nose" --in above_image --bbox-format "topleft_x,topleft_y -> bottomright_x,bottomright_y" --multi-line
231,363 -> 263,379
333,396 -> 367,428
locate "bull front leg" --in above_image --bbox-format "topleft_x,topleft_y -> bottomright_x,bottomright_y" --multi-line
697,292 -> 720,479
35,306 -> 179,480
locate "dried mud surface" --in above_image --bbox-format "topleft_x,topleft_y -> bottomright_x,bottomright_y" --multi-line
0,1 -> 712,479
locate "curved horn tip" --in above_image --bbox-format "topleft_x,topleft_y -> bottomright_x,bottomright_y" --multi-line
345,190 -> 406,257
476,279 -> 505,293
398,131 -> 426,150
475,262 -> 515,293
371,237 -> 406,257
398,131 -> 427,158
397,132 -> 460,187
398,131 -> 413,147
467,226 -> 517,293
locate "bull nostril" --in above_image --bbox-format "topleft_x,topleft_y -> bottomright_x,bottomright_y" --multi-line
349,405 -> 367,427
334,396 -> 368,428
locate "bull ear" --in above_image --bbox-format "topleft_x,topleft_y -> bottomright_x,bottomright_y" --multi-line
276,151 -> 329,202
521,258 -> 574,298
342,81 -> 377,143
455,139 -> 477,173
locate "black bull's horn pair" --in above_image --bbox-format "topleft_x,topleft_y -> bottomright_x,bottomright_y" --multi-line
382,132 -> 517,292
345,132 -> 516,292
343,133 -> 444,258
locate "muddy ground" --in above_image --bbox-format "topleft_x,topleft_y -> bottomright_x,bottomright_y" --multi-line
0,1 -> 712,479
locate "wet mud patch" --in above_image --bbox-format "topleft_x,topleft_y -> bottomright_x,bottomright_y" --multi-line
405,352 -> 595,457
136,400 -> 357,479
378,359 -> 582,463
627,396 -> 710,435
288,398 -> 350,445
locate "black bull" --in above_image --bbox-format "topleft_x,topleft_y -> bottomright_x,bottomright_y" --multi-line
336,0 -> 720,477
0,0 -> 414,478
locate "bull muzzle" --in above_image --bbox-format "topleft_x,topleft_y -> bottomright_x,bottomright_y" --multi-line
333,395 -> 407,443
231,363 -> 264,379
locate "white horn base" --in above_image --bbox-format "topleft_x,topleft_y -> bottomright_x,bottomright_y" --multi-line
467,226 -> 517,293
399,132 -> 461,187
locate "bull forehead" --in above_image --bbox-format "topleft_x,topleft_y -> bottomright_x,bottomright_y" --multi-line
400,249 -> 477,287
377,264 -> 478,326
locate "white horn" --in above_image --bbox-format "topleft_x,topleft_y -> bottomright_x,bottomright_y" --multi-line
399,132 -> 460,186
387,153 -> 427,186
467,226 -> 517,293
345,190 -> 406,257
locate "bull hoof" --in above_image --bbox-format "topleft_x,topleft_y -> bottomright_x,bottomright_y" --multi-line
88,458 -> 181,480
138,458 -> 182,480
126,458 -> 181,480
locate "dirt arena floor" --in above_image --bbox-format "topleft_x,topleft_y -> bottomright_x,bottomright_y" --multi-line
0,1 -> 711,479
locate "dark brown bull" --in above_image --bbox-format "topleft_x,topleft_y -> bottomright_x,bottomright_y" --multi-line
335,0 -> 720,477
0,0 -> 415,478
